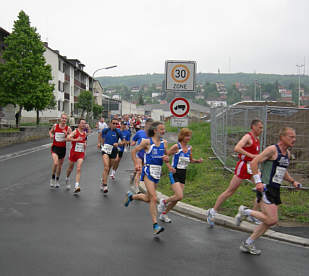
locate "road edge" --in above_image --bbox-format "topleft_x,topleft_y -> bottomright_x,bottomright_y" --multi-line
139,182 -> 309,247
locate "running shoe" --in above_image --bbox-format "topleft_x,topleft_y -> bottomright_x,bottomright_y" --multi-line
65,179 -> 70,190
100,185 -> 108,194
246,215 -> 262,225
235,205 -> 248,226
157,199 -> 167,213
110,170 -> 115,180
50,179 -> 55,188
153,224 -> 164,235
240,241 -> 262,255
124,191 -> 133,207
206,208 -> 215,228
159,213 -> 172,223
74,186 -> 81,193
55,181 -> 60,188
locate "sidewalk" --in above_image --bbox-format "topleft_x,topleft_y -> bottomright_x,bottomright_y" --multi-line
139,182 -> 309,247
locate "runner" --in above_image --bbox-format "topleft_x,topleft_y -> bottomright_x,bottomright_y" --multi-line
124,121 -> 174,235
65,118 -> 87,194
49,113 -> 72,188
99,118 -> 125,193
97,117 -> 108,150
157,128 -> 203,223
235,127 -> 300,255
131,118 -> 154,192
206,119 -> 264,227
110,121 -> 131,179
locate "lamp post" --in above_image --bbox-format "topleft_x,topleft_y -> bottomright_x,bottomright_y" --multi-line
91,65 -> 117,123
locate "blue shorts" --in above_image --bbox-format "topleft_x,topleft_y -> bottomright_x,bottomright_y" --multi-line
141,166 -> 160,184
137,150 -> 145,161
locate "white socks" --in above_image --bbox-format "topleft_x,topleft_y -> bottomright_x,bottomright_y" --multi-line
244,209 -> 252,216
246,237 -> 254,245
75,182 -> 79,188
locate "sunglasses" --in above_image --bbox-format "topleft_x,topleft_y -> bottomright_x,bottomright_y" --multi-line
112,122 -> 118,125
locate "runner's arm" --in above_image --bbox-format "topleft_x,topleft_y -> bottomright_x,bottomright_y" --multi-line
131,139 -> 149,172
49,124 -> 56,139
189,147 -> 203,163
163,140 -> 175,173
166,143 -> 179,156
251,145 -> 276,191
65,127 -> 73,141
67,130 -> 77,142
234,134 -> 256,159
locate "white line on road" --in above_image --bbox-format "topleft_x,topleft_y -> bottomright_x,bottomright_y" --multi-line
0,143 -> 52,162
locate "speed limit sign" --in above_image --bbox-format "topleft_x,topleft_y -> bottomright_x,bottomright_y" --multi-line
165,60 -> 196,92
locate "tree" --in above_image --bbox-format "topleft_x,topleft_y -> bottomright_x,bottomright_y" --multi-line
93,103 -> 103,119
77,90 -> 93,118
0,10 -> 54,126
138,94 -> 144,105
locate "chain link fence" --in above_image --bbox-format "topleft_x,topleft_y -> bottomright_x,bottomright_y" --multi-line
211,105 -> 309,186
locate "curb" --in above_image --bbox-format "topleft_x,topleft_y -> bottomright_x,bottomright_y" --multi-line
138,182 -> 309,247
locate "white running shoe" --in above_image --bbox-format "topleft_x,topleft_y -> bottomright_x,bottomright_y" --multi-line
235,205 -> 248,226
50,179 -> 55,188
157,199 -> 167,213
55,181 -> 60,188
240,241 -> 262,255
110,170 -> 115,180
206,208 -> 215,228
74,186 -> 81,194
159,213 -> 172,223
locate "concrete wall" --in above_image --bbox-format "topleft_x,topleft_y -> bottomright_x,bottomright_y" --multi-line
0,126 -> 50,147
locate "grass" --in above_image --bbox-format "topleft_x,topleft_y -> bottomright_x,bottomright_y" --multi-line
0,128 -> 20,133
159,121 -> 309,224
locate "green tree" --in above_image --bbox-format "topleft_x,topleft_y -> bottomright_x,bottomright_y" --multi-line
138,93 -> 144,105
0,10 -> 54,126
77,90 -> 93,118
93,103 -> 103,119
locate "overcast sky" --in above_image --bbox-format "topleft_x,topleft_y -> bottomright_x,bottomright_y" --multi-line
1,0 -> 309,77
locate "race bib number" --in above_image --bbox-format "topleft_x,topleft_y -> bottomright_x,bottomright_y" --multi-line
102,144 -> 113,154
247,162 -> 252,174
55,132 -> 65,142
272,166 -> 286,184
149,165 -> 162,180
75,143 -> 84,152
177,156 -> 190,169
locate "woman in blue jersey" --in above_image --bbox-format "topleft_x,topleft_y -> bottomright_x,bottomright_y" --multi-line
124,121 -> 173,235
157,128 -> 203,223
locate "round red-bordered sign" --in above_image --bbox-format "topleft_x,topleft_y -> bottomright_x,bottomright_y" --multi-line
170,97 -> 190,118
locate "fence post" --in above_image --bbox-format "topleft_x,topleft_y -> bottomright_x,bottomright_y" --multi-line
263,105 -> 268,151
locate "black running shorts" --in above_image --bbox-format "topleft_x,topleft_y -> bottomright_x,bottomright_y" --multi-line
102,147 -> 118,159
51,145 -> 66,160
173,169 -> 187,184
256,185 -> 281,205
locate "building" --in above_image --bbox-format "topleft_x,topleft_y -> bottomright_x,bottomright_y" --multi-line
278,87 -> 293,102
21,43 -> 95,123
93,80 -> 104,106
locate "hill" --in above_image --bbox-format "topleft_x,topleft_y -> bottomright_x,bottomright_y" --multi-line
97,72 -> 309,88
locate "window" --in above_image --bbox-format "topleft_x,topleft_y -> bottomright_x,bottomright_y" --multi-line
58,81 -> 63,92
58,101 -> 61,111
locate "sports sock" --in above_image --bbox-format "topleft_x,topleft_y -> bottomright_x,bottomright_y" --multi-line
52,174 -> 55,180
210,208 -> 216,216
244,209 -> 252,216
75,182 -> 79,188
56,176 -> 59,181
246,237 -> 254,245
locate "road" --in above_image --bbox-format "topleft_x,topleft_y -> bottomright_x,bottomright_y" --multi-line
0,134 -> 308,276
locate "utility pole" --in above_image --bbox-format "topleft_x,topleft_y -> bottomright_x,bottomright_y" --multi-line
296,64 -> 304,107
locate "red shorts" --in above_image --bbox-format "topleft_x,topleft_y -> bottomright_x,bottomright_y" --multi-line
69,149 -> 85,162
234,160 -> 252,180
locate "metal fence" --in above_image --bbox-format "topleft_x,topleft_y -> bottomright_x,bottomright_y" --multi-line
211,105 -> 309,186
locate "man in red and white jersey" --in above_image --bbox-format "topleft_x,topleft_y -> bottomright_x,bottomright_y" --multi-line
206,119 -> 264,227
65,118 -> 87,194
49,113 -> 72,188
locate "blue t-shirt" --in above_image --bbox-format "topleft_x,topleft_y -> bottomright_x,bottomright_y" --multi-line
133,130 -> 148,158
118,129 -> 131,152
102,128 -> 124,146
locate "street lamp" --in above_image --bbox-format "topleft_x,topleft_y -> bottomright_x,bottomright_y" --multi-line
91,65 -> 117,122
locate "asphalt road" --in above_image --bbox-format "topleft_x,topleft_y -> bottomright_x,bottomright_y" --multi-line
0,134 -> 308,276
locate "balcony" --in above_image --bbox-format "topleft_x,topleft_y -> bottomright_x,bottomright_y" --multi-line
64,93 -> 70,101
65,74 -> 70,82
74,79 -> 81,87
81,83 -> 86,89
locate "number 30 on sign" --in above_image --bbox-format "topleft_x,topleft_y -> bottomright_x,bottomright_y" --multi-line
165,60 -> 196,92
